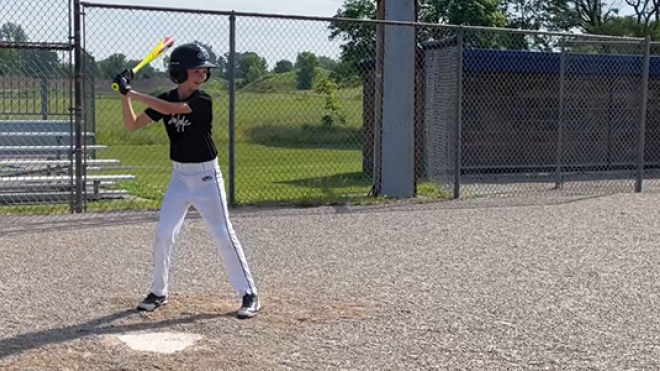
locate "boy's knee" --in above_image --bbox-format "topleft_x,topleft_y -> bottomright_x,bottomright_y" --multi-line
154,224 -> 179,245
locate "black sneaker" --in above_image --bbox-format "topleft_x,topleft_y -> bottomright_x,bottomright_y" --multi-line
136,292 -> 168,312
237,294 -> 260,319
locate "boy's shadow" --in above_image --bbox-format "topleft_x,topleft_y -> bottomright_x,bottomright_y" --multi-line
0,308 -> 236,360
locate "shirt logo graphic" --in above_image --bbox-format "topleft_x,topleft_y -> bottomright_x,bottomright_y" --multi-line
167,115 -> 191,132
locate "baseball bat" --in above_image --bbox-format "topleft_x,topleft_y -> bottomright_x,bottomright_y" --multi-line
111,37 -> 175,92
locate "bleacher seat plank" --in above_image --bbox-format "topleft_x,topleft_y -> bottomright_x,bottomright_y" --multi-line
0,174 -> 136,183
0,159 -> 120,166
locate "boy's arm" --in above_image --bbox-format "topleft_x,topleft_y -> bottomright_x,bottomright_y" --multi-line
128,90 -> 193,115
121,95 -> 154,131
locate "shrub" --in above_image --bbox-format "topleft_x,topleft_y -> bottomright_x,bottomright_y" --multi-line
314,78 -> 346,128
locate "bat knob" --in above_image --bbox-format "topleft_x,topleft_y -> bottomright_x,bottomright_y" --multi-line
111,82 -> 119,91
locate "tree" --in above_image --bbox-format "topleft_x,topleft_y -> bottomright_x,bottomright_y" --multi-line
504,0 -> 576,31
218,52 -> 267,84
564,0 -> 660,40
586,14 -> 660,40
419,0 -> 507,26
502,0 -> 660,42
0,22 -> 62,77
328,0 -> 510,81
318,56 -> 338,70
0,22 -> 26,75
274,59 -> 293,73
328,0 -> 377,82
498,0 -> 577,51
96,53 -> 128,79
0,22 -> 28,43
588,15 -> 646,35
23,49 -> 61,78
622,0 -> 660,31
236,52 -> 268,84
295,51 -> 319,90
571,0 -> 621,32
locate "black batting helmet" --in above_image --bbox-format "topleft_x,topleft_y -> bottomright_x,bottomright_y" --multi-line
167,43 -> 216,84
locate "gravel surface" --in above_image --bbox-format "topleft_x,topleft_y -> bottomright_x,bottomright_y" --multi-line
2,192 -> 660,370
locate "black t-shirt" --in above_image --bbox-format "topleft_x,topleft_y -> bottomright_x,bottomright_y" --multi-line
144,89 -> 218,163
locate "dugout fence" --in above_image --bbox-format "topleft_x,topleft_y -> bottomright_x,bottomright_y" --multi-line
420,28 -> 660,199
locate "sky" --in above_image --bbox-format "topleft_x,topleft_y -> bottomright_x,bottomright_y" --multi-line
93,0 -> 345,17
2,0 -> 349,70
2,0 -> 644,72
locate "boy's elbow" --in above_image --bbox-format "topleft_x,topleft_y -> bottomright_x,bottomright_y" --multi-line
124,120 -> 138,132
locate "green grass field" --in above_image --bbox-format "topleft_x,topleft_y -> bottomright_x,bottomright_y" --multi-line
98,142 -> 369,207
0,71 -> 447,214
93,78 -> 374,206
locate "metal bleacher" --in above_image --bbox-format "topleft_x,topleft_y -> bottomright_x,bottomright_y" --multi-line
0,119 -> 136,205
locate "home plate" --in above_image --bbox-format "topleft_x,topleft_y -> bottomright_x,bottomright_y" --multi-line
108,332 -> 204,354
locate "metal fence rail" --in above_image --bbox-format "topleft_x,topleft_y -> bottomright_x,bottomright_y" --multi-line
1,0 -> 660,228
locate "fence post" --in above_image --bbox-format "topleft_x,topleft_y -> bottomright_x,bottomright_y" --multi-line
636,35 -> 651,193
40,76 -> 48,120
555,37 -> 566,189
453,26 -> 463,199
371,18 -> 385,197
72,0 -> 84,213
228,11 -> 237,206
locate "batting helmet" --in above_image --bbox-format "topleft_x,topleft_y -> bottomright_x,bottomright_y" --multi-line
167,43 -> 216,84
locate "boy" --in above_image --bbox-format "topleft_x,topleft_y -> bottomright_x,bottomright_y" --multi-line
113,43 -> 260,319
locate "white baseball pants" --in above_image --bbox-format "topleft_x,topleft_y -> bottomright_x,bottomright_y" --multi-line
149,158 -> 257,298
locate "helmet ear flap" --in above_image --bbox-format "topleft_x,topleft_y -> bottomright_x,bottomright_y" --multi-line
169,69 -> 187,84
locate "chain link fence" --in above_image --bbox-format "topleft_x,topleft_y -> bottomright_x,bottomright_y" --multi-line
79,4 -> 384,212
423,27 -> 658,200
0,0 -> 76,222
1,0 -> 660,230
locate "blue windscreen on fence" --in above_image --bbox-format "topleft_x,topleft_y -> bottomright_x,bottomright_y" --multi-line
362,48 -> 660,76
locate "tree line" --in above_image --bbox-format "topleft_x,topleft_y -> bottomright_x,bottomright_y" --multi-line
0,23 -> 69,78
0,23 -> 337,91
159,41 -> 338,89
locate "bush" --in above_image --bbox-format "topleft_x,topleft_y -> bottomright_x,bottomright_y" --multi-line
314,78 -> 345,128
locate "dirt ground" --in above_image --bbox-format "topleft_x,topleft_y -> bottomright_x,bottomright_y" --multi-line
2,193 -> 660,370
